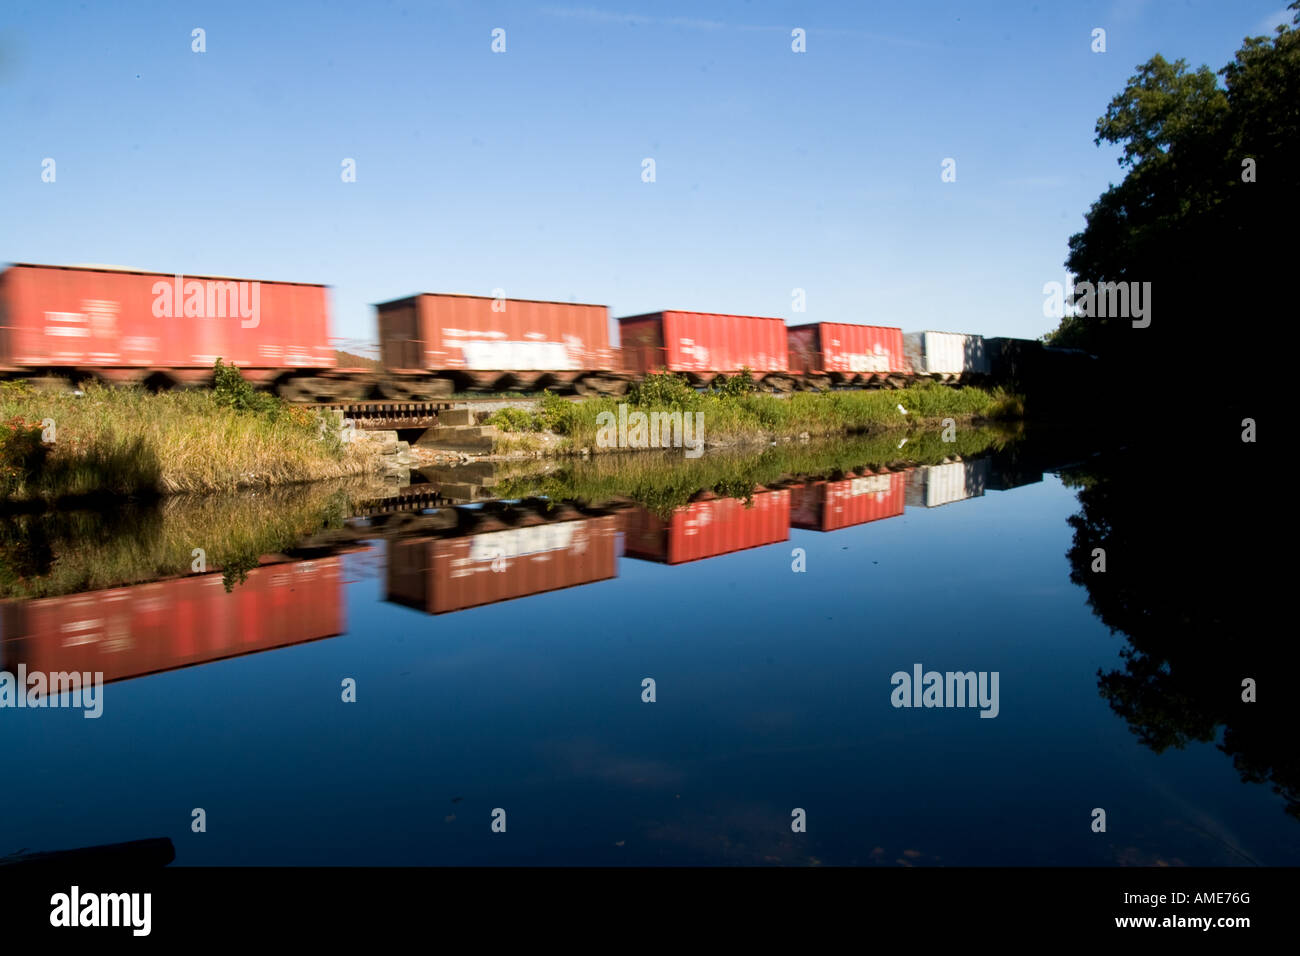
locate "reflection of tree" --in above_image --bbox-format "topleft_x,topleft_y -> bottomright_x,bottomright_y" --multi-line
1063,448 -> 1297,819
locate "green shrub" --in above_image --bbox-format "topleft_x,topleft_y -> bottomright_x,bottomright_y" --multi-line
486,406 -> 541,432
213,358 -> 281,416
711,367 -> 757,398
537,390 -> 580,434
628,372 -> 699,410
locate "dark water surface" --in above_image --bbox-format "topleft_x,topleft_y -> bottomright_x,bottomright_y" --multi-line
1,433 -> 1292,866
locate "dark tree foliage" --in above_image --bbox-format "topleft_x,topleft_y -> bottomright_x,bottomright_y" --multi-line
1052,5 -> 1298,421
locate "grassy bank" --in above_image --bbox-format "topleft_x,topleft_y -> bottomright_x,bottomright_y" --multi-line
487,375 -> 1023,456
0,373 -> 373,503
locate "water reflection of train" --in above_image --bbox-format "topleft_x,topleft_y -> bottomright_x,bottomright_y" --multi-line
386,510 -> 620,614
904,460 -> 990,509
789,471 -> 906,532
622,490 -> 790,564
0,555 -> 351,684
1,454 -> 1049,676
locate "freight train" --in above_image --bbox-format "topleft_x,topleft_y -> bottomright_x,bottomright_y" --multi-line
0,262 -> 1013,401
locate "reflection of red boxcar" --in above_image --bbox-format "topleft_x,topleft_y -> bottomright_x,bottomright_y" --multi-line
789,472 -> 905,532
0,557 -> 345,684
385,514 -> 619,614
618,311 -> 789,385
623,491 -> 791,565
0,263 -> 335,386
377,293 -> 620,393
786,322 -> 908,384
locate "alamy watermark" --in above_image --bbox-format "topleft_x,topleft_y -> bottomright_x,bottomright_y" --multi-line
50,886 -> 150,936
595,404 -> 704,458
0,666 -> 104,718
1043,278 -> 1150,328
890,663 -> 999,718
151,274 -> 260,328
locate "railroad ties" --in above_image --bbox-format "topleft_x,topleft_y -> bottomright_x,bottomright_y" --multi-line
290,493 -> 621,555
309,400 -> 454,429
354,484 -> 458,517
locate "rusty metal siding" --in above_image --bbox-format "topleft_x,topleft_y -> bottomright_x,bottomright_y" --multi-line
786,324 -> 818,376
617,315 -> 667,376
377,297 -> 422,371
792,322 -> 908,375
0,263 -> 335,373
663,311 -> 788,373
381,293 -> 613,373
617,311 -> 789,375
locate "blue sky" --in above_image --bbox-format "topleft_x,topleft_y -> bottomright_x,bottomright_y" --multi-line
1,1 -> 1291,347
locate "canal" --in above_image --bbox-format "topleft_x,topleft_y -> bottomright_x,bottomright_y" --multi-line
1,429 -> 1291,866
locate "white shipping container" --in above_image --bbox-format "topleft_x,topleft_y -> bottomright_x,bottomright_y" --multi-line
903,331 -> 990,375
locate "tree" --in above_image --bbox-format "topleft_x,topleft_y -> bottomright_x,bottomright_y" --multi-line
1052,4 -> 1299,408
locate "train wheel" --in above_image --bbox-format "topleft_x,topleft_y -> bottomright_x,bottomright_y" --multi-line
329,379 -> 369,401
309,379 -> 347,402
379,379 -> 417,400
27,376 -> 76,394
276,379 -> 315,402
142,372 -> 179,393
415,379 -> 454,400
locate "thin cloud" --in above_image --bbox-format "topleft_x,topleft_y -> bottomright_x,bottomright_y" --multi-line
1258,8 -> 1294,33
1003,175 -> 1069,189
543,7 -> 727,30
542,6 -> 939,49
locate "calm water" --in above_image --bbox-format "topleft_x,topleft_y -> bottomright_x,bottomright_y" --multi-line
1,434 -> 1292,866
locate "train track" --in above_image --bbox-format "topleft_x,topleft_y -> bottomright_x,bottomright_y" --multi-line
308,383 -> 919,430
307,395 -> 585,429
308,400 -> 453,428
354,485 -> 459,516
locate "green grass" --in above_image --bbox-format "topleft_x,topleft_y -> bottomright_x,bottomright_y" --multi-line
486,377 -> 1023,456
0,377 -> 375,502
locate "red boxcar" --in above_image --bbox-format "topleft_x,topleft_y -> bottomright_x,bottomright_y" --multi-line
0,557 -> 345,685
789,471 -> 906,532
377,293 -> 620,393
385,513 -> 619,614
618,310 -> 789,385
786,322 -> 909,385
0,263 -> 335,386
622,490 -> 791,564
